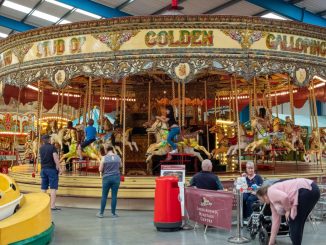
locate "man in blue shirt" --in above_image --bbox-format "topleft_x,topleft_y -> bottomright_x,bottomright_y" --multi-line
190,159 -> 223,191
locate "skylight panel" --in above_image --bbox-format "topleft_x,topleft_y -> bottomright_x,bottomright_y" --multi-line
58,19 -> 72,25
45,0 -> 74,10
75,9 -> 102,19
0,32 -> 8,38
33,10 -> 60,22
262,13 -> 287,20
3,0 -> 31,14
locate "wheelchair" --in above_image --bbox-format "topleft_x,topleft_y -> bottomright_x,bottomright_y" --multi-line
247,201 -> 289,245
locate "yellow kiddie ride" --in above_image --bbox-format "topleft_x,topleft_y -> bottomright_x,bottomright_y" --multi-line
0,173 -> 54,245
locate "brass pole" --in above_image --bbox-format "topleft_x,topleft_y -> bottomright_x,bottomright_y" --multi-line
234,75 -> 242,173
122,77 -> 126,175
204,80 -> 210,151
288,75 -> 295,124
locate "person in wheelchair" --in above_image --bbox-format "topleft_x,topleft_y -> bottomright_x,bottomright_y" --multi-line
256,178 -> 320,245
242,161 -> 263,223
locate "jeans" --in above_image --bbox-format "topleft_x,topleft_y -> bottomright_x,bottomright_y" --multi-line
100,174 -> 120,215
243,193 -> 258,219
167,127 -> 180,150
288,183 -> 320,245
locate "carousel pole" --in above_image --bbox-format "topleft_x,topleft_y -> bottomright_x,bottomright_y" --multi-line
147,81 -> 151,147
214,93 -> 217,120
234,76 -> 243,173
204,80 -> 210,151
122,77 -> 127,175
229,91 -> 232,121
78,94 -> 82,124
248,87 -> 252,121
217,93 -> 221,119
172,80 -> 176,115
88,77 -> 92,120
56,89 -> 60,120
60,90 -> 64,128
83,87 -> 88,125
120,79 -> 123,126
178,80 -> 181,124
182,80 -> 186,128
228,75 -> 250,244
253,77 -> 257,116
311,81 -> 323,168
35,81 -> 43,174
230,77 -> 234,121
274,91 -> 278,118
288,76 -> 295,124
266,75 -> 272,120
100,78 -> 104,133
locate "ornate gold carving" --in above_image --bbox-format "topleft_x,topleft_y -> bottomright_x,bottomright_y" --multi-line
222,29 -> 266,49
92,31 -> 139,51
12,43 -> 33,63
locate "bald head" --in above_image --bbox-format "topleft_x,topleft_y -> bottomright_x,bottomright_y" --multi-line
202,159 -> 213,172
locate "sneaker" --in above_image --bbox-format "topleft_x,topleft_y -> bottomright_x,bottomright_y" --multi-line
111,214 -> 119,218
169,149 -> 178,154
96,212 -> 104,218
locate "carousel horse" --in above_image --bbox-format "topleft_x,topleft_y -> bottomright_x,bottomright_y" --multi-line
245,117 -> 271,152
113,127 -> 139,152
100,131 -> 122,155
226,124 -> 251,156
59,128 -> 102,163
270,117 -> 295,154
211,137 -> 229,160
304,129 -> 321,163
144,119 -> 210,174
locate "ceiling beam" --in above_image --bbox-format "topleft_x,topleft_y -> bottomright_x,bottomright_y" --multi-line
55,7 -> 76,25
317,10 -> 326,17
0,15 -> 36,32
56,0 -> 130,18
203,0 -> 243,15
253,9 -> 269,16
8,0 -> 44,35
116,0 -> 135,10
246,0 -> 326,27
151,0 -> 187,15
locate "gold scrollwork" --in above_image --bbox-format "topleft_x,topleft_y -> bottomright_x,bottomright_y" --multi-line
221,29 -> 266,49
12,43 -> 33,63
92,30 -> 139,51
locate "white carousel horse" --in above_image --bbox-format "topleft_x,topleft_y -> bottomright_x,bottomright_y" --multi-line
245,117 -> 271,152
100,131 -> 122,155
304,129 -> 321,163
114,128 -> 139,152
226,124 -> 250,156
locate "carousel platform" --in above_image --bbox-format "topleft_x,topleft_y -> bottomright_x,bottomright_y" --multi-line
8,162 -> 326,210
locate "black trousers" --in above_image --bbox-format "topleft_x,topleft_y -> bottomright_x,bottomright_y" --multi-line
288,182 -> 320,245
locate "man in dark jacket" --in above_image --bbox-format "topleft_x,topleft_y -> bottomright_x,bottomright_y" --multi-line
190,159 -> 223,190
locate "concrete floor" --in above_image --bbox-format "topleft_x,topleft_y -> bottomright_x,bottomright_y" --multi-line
51,208 -> 325,245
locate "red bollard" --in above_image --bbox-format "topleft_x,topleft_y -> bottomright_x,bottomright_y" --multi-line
154,176 -> 182,231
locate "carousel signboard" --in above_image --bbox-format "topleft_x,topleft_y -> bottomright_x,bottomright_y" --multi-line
265,33 -> 326,57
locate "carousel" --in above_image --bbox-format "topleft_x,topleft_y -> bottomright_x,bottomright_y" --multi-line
0,14 -> 326,203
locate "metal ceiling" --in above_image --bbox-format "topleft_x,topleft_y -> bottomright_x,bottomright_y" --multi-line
0,0 -> 325,39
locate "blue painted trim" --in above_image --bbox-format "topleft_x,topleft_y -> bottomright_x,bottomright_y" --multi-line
246,0 -> 326,27
56,0 -> 130,18
0,15 -> 36,32
240,105 -> 249,123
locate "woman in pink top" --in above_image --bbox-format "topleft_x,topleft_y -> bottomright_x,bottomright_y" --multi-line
256,178 -> 320,245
